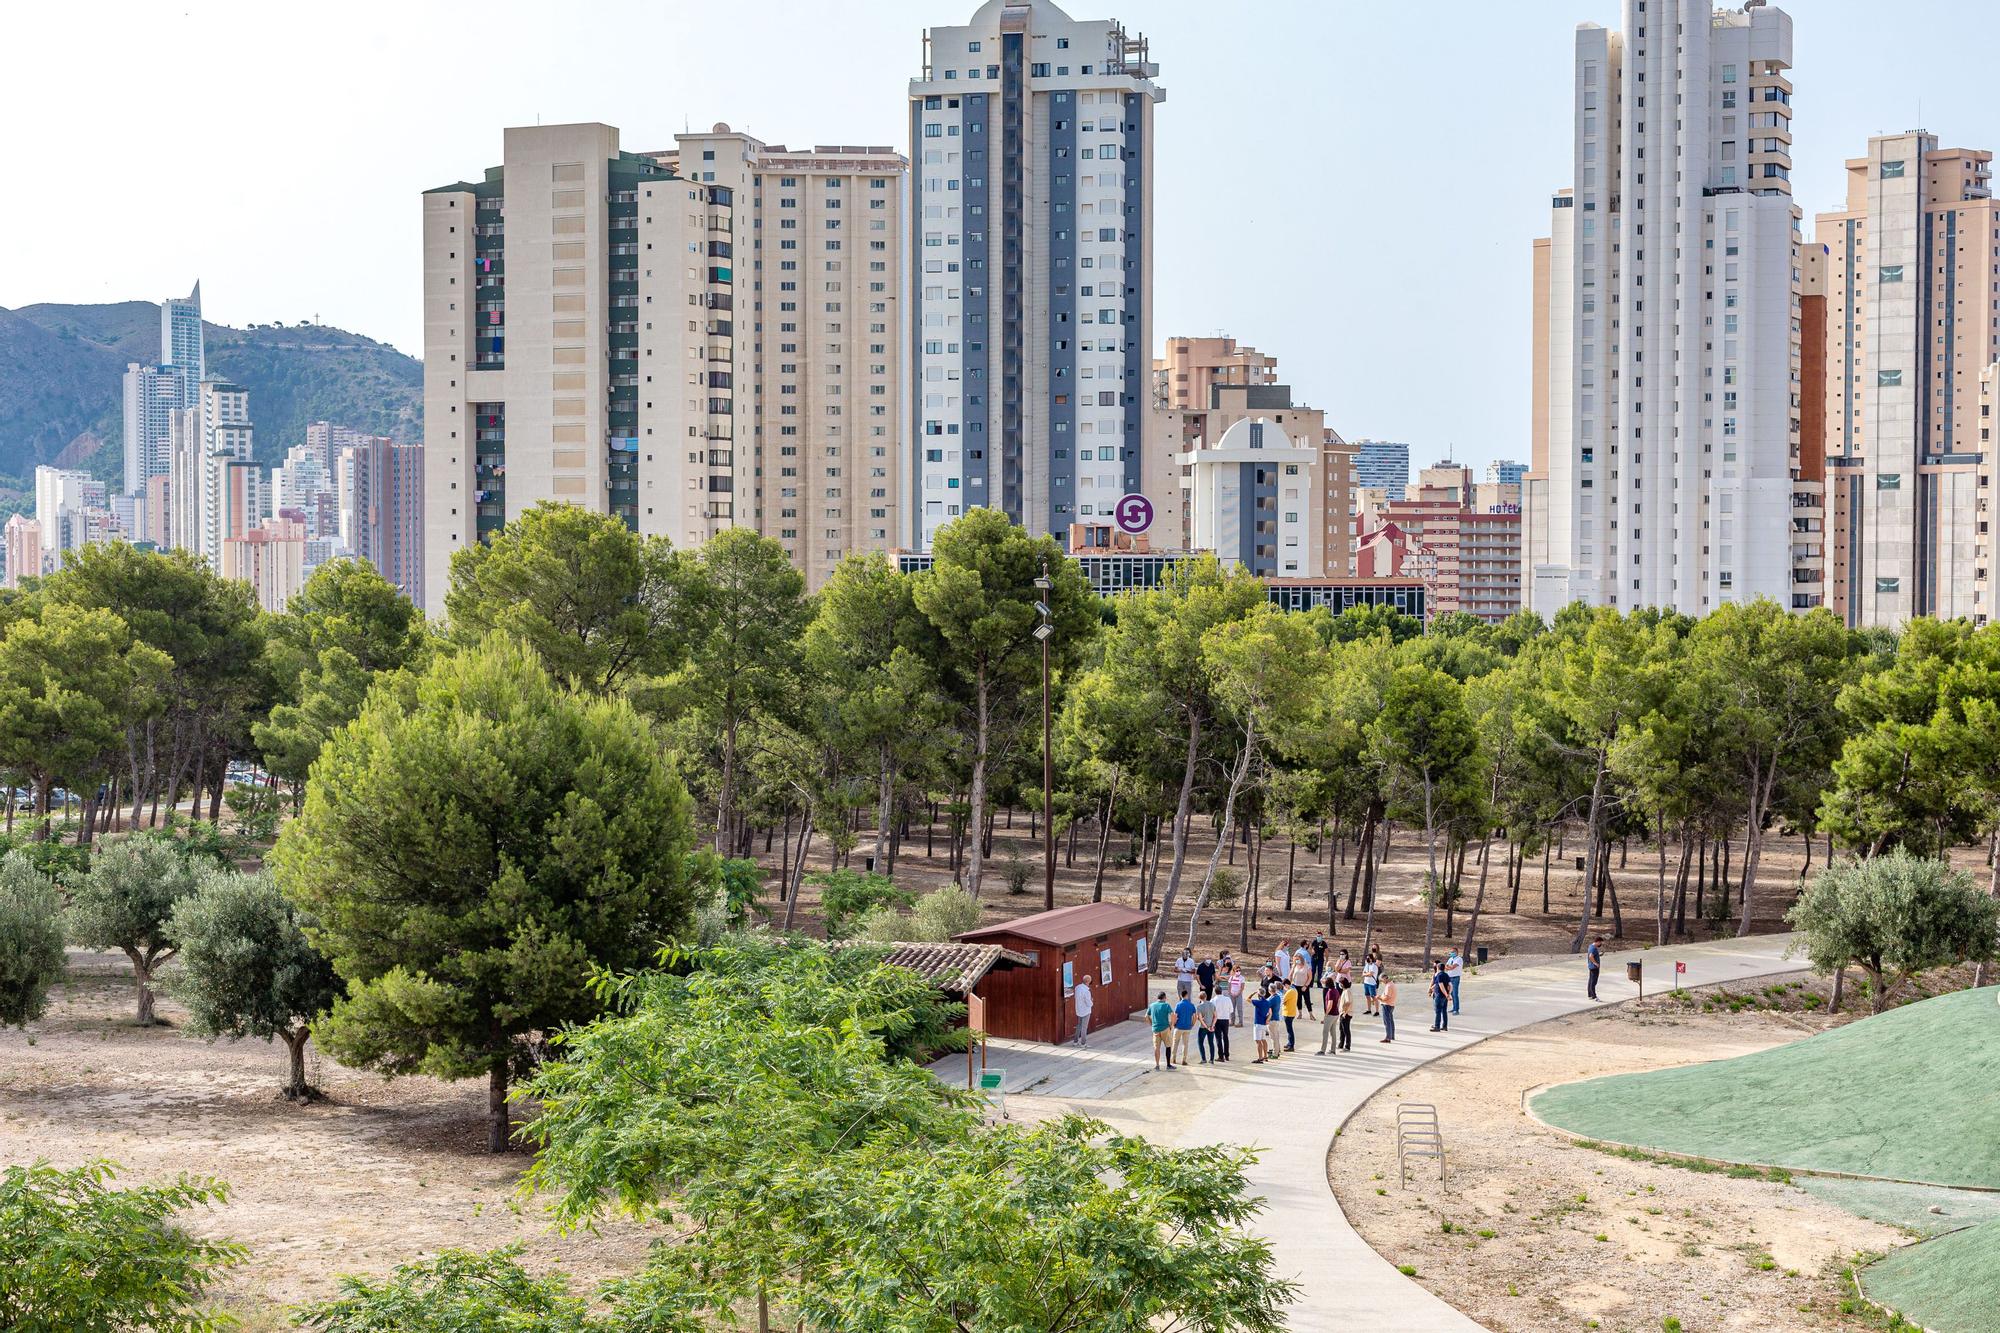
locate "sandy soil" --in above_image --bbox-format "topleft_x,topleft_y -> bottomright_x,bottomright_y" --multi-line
0,952 -> 657,1321
1330,994 -> 1913,1332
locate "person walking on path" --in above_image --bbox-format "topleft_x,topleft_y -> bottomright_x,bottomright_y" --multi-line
1445,946 -> 1464,1014
1337,977 -> 1355,1051
1196,952 -> 1218,998
1317,977 -> 1341,1054
1149,991 -> 1176,1071
1362,953 -> 1381,1015
1429,961 -> 1451,1032
1212,988 -> 1233,1062
1586,936 -> 1604,1000
1195,991 -> 1218,1064
1378,974 -> 1399,1043
1310,932 -> 1329,984
1290,953 -> 1316,1017
1073,976 -> 1094,1047
1280,980 -> 1299,1051
1175,948 -> 1198,999
1171,990 -> 1197,1067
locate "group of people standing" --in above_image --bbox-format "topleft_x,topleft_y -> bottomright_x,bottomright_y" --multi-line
1139,935 -> 1469,1071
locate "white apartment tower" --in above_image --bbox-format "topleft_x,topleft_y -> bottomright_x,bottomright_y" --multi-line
1527,0 -> 1813,618
908,0 -> 1163,549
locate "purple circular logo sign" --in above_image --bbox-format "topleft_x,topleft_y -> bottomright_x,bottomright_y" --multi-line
1114,493 -> 1154,535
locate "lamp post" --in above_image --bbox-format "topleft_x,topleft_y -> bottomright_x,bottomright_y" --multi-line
1033,560 -> 1055,911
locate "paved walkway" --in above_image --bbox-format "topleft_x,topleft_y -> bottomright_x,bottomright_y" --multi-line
928,1014 -> 1157,1099
1170,934 -> 1806,1332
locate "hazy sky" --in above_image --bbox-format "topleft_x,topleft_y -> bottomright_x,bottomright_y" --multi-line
6,0 -> 1997,470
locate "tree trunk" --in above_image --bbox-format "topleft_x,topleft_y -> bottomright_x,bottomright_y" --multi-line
130,953 -> 158,1026
1830,966 -> 1845,1013
1148,714 -> 1205,961
1737,765 -> 1781,938
1248,823 -> 1264,933
1568,754 -> 1610,953
1420,776 -> 1441,966
1171,723 -> 1255,961
1090,769 -> 1121,904
873,745 -> 894,873
965,665 -> 992,897
1541,832 -> 1553,913
283,1027 -> 312,1100
1326,820 -> 1343,935
1283,832 -> 1297,911
783,800 -> 816,930
1358,817 -> 1383,959
487,1061 -> 511,1153
1461,817 -> 1497,962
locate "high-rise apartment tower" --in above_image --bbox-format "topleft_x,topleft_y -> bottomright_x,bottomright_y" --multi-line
1525,1 -> 1818,618
908,0 -> 1163,549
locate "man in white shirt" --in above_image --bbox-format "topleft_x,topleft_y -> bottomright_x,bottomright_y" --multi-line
1210,988 -> 1234,1062
1444,947 -> 1465,1014
1175,948 -> 1197,999
1073,976 -> 1094,1047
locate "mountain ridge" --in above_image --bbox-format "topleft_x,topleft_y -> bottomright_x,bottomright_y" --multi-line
0,299 -> 423,506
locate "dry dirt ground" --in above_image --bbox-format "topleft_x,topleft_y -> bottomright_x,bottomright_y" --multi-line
769,813 -> 1887,978
1330,981 -> 1925,1333
0,953 -> 657,1323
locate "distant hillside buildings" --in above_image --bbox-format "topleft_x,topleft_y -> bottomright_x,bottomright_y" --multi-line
5,283 -> 426,608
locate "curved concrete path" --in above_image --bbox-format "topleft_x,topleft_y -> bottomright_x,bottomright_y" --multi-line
1171,933 -> 1805,1331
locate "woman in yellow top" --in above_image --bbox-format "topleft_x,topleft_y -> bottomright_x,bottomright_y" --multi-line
1280,981 -> 1300,1052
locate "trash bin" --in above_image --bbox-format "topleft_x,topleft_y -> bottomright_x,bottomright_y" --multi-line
1476,946 -> 1490,965
1626,960 -> 1643,984
863,854 -> 877,873
1574,855 -> 1586,871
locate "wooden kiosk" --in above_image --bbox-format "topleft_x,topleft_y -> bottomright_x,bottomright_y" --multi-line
955,903 -> 1153,1044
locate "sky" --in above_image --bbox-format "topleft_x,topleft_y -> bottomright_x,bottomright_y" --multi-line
6,0 -> 1999,473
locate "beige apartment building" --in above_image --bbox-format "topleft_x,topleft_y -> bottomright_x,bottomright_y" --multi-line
1149,336 -> 1354,576
1357,463 -> 1522,623
1812,131 -> 2000,626
422,122 -> 905,612
653,127 -> 907,588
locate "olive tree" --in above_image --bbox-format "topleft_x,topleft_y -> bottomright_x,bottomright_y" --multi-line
0,852 -> 65,1028
1786,849 -> 2000,1012
165,867 -> 342,1100
64,833 -> 209,1025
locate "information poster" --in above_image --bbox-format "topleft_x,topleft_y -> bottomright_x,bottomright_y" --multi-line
1136,937 -> 1149,973
1062,960 -> 1075,997
1099,948 -> 1114,985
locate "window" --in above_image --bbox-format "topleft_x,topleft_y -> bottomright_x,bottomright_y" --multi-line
1881,160 -> 1906,179
1879,264 -> 1904,283
1878,474 -> 1903,490
1877,369 -> 1903,388
1876,576 -> 1901,593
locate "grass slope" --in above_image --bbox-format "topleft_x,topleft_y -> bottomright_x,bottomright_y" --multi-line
1862,1216 -> 2000,1333
1531,985 -> 2000,1187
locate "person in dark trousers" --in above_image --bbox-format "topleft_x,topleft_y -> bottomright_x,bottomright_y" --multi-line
1378,975 -> 1398,1042
1309,931 -> 1329,984
1195,990 -> 1218,1064
1196,952 -> 1218,998
1429,961 -> 1451,1032
1337,977 -> 1354,1051
1587,935 -> 1604,999
1212,988 -> 1233,1061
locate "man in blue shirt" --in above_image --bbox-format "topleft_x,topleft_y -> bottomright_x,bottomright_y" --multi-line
1171,992 -> 1197,1068
1149,991 -> 1175,1070
1586,936 -> 1604,999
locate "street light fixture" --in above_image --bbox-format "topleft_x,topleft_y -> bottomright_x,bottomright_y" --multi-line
1034,561 -> 1055,911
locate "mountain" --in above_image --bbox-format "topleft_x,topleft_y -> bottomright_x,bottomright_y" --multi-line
0,300 -> 423,500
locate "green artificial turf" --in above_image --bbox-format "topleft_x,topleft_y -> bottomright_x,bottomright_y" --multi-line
1862,1216 -> 2000,1333
1531,986 -> 2000,1187
1799,1178 -> 2000,1238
